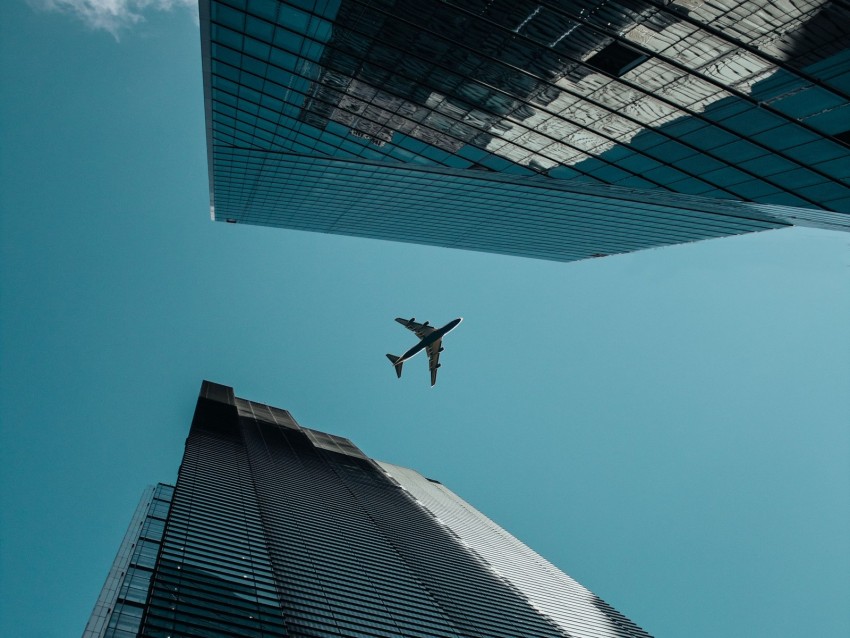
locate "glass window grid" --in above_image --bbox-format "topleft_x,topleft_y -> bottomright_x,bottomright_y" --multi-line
159,544 -> 275,578
531,0 -> 848,123
117,567 -> 154,604
207,0 -> 848,229
89,485 -> 175,638
213,195 -> 718,254
213,196 -> 762,255
104,601 -> 144,638
211,146 -> 782,220
208,51 -> 636,186
209,6 -> 759,196
216,202 -> 752,256
238,50 -> 704,195
432,0 -> 848,168
213,150 -> 785,231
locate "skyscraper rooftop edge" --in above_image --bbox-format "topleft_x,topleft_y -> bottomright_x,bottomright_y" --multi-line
200,0 -> 850,261
85,380 -> 654,637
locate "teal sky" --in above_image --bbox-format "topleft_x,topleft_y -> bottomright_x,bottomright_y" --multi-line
1,4 -> 849,637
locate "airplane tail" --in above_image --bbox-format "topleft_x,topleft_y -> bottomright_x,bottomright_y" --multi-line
385,354 -> 404,379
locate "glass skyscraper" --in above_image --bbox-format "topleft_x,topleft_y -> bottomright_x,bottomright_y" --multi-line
200,0 -> 849,261
85,381 -> 651,637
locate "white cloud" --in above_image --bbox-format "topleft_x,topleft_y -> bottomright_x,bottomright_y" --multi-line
30,0 -> 197,39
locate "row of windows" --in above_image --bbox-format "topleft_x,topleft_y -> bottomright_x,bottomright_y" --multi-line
148,498 -> 171,520
130,539 -> 160,570
161,545 -> 271,581
211,164 -> 772,223
147,588 -> 286,627
213,175 -> 778,244
162,524 -> 270,562
104,601 -> 143,638
212,157 -> 841,224
216,212 -> 711,261
155,560 -> 278,597
152,484 -> 174,499
210,145 -> 799,216
211,146 -> 841,222
166,508 -> 266,543
144,599 -> 283,638
278,585 -> 466,635
117,566 -> 154,605
140,517 -> 165,542
151,569 -> 280,610
164,526 -> 269,562
213,190 -> 773,256
169,487 -> 264,523
159,545 -> 276,582
212,158 -> 784,231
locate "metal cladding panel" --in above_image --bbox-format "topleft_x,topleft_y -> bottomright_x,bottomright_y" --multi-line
379,462 -> 652,638
140,429 -> 288,637
241,414 -> 573,636
201,0 -> 850,261
239,420 -> 466,637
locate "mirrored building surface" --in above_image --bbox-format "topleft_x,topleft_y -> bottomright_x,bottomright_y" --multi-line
200,0 -> 850,261
85,381 -> 652,637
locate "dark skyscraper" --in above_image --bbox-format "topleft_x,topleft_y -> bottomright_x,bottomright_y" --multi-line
85,381 -> 651,637
200,0 -> 849,261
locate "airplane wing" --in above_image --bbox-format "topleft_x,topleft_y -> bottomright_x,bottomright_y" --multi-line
426,339 -> 442,386
395,317 -> 436,339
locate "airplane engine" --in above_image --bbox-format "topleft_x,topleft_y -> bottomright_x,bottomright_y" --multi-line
423,321 -> 429,327
438,347 -> 444,352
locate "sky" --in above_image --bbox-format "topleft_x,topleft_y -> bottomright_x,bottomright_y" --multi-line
1,2 -> 849,637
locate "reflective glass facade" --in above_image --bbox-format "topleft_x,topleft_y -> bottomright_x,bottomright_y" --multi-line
86,381 -> 652,637
83,484 -> 174,638
201,0 -> 849,261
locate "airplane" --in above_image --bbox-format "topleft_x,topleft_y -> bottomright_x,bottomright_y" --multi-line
386,317 -> 463,386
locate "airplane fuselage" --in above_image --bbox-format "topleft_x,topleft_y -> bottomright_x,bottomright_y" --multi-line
399,318 -> 462,363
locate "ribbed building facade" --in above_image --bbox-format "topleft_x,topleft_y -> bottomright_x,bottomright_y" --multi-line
85,381 -> 651,637
200,0 -> 850,261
